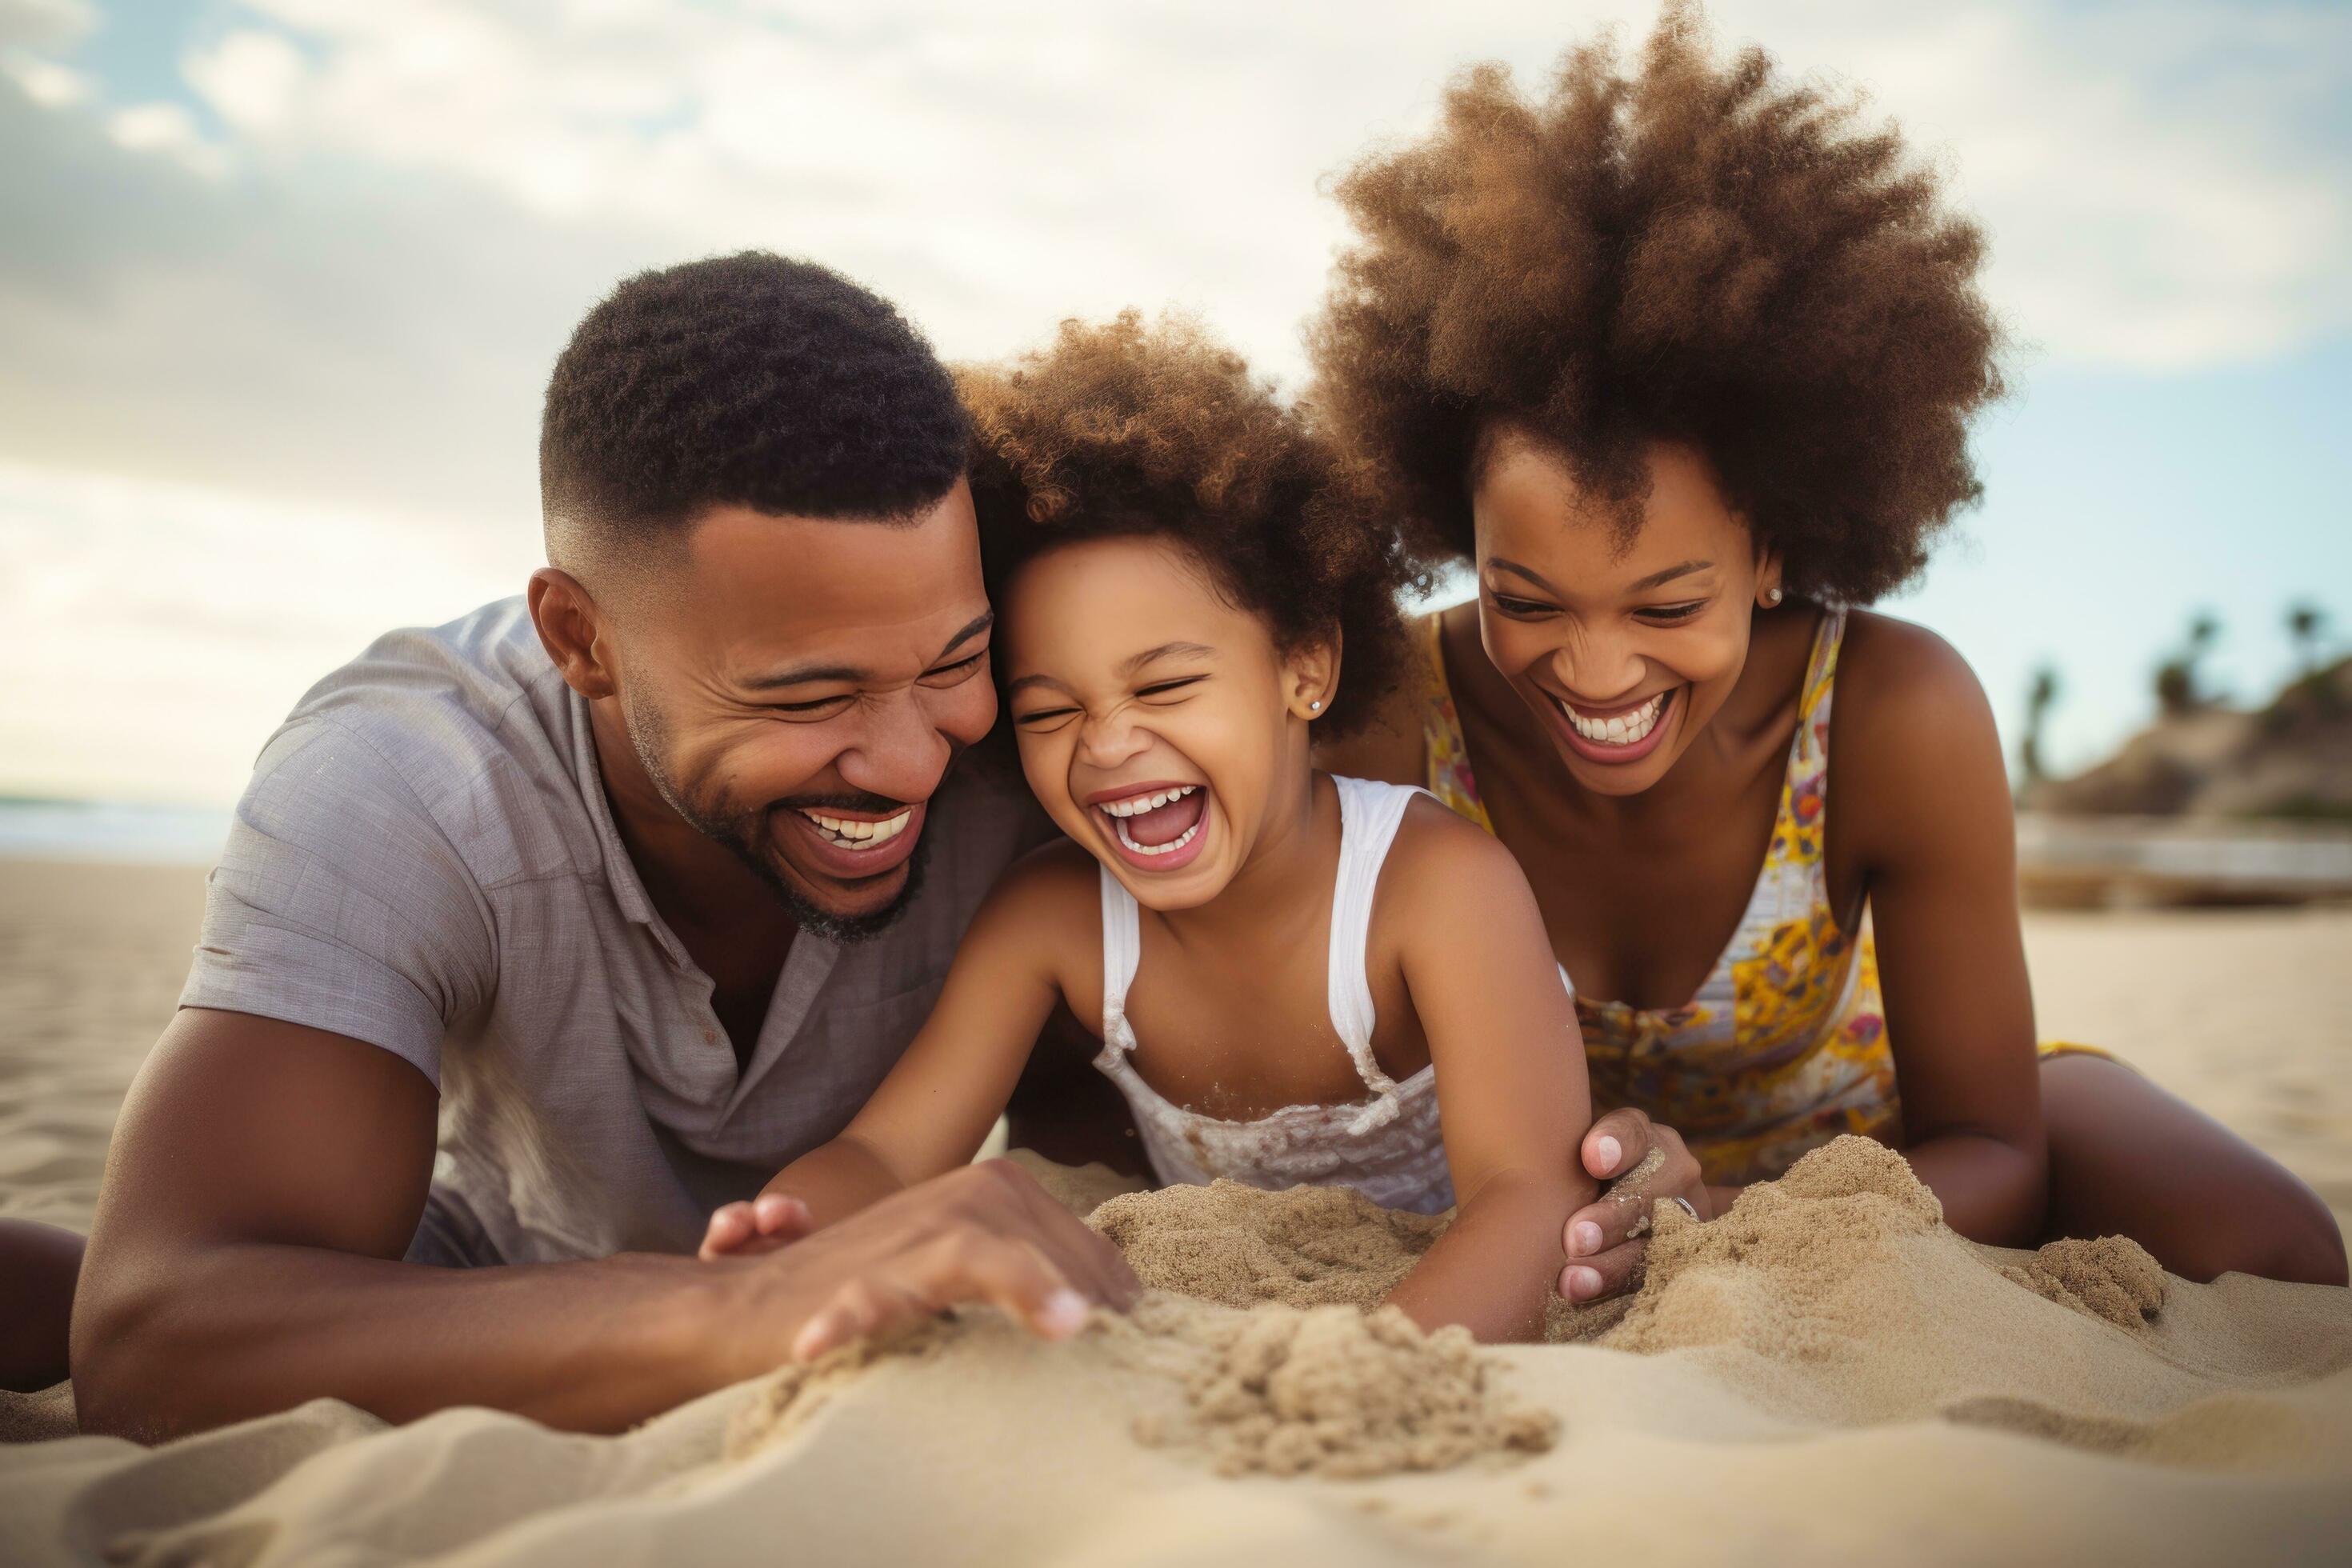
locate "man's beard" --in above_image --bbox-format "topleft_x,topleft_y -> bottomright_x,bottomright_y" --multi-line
625,694 -> 930,943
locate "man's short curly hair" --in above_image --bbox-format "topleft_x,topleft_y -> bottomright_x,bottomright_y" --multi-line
1306,3 -> 2003,604
541,251 -> 969,567
960,312 -> 1419,738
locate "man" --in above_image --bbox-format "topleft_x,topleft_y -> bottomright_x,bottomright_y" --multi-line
60,253 -> 1137,1441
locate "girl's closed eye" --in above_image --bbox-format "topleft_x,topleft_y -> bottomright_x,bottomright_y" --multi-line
1137,675 -> 1206,702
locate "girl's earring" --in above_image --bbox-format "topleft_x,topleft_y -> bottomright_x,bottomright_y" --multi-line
1308,698 -> 1323,712
1764,586 -> 1784,607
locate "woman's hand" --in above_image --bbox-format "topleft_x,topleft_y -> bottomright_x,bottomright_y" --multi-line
1558,1108 -> 1714,1302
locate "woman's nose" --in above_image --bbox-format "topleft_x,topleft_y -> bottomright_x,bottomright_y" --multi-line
1552,638 -> 1644,705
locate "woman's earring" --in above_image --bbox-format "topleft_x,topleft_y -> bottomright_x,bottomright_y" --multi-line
1764,587 -> 1784,607
1308,698 -> 1323,712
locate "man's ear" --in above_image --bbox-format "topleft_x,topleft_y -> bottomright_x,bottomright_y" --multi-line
527,568 -> 622,700
1283,630 -> 1343,722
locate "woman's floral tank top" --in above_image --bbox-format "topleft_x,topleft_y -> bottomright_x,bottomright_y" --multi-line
1420,609 -> 1900,1186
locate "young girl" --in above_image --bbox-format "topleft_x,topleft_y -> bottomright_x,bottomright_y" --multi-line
702,313 -> 1593,1343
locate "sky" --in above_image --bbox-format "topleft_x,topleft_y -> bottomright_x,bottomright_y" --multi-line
2,0 -> 2347,806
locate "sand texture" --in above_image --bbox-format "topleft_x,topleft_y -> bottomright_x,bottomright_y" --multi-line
6,1136 -> 2350,1564
3,862 -> 2350,1562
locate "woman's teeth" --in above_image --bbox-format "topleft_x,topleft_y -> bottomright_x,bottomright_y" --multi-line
798,807 -> 912,850
1563,691 -> 1668,746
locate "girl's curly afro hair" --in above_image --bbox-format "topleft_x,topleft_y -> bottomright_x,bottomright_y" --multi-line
1307,2 -> 2004,604
959,311 -> 1420,738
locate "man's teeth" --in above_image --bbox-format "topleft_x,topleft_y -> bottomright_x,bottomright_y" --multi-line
1113,818 -> 1202,858
797,807 -> 913,849
1098,785 -> 1198,818
1564,691 -> 1668,746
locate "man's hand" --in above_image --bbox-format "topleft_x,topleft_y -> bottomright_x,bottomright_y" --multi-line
712,1160 -> 1142,1369
1557,1108 -> 1718,1302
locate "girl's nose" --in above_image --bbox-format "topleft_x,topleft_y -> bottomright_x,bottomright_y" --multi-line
1077,710 -> 1149,770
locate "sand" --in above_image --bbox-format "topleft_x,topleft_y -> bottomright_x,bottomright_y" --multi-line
3,860 -> 2350,1562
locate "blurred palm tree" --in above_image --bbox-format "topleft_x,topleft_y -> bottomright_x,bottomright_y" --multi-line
2020,663 -> 2060,787
2154,612 -> 2221,717
2286,602 -> 2328,678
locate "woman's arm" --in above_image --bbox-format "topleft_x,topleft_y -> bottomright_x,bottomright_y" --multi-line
1380,801 -> 1596,1341
746,846 -> 1095,1229
1835,614 -> 2048,1246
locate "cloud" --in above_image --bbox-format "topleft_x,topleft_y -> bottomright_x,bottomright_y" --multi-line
1,0 -> 2347,799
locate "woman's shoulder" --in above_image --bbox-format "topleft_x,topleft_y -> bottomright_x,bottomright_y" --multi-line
1314,609 -> 1440,785
1828,607 -> 2011,851
1834,609 -> 1999,739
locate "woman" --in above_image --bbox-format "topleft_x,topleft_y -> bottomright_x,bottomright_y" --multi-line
1312,8 -> 2344,1300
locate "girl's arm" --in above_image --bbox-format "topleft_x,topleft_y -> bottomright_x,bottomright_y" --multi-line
1380,799 -> 1595,1341
1835,614 -> 2047,1246
750,846 -> 1095,1229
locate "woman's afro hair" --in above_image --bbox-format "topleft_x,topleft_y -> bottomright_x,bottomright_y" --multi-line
959,311 -> 1422,738
1307,2 -> 2004,604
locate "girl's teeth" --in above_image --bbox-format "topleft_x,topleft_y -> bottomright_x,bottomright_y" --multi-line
1565,692 -> 1666,746
1099,784 -> 1198,818
1113,817 -> 1202,858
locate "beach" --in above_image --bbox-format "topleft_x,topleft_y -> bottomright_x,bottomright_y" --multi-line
2,855 -> 2348,1563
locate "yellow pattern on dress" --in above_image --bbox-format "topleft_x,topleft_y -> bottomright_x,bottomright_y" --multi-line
1420,612 -> 2109,1185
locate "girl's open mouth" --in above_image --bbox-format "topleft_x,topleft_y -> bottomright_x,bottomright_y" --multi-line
1550,686 -> 1678,766
1090,782 -> 1210,873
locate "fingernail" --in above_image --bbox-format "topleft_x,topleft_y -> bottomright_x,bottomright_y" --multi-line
1565,1266 -> 1602,1301
1037,1289 -> 1090,1338
1595,1136 -> 1622,1175
791,1313 -> 840,1362
1571,1221 -> 1603,1257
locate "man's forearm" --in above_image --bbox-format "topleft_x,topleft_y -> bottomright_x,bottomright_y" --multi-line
75,1242 -> 737,1442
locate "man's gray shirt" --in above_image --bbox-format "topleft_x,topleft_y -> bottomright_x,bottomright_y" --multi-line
181,597 -> 1046,1266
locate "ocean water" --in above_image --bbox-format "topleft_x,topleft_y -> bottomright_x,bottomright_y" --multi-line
0,798 -> 232,866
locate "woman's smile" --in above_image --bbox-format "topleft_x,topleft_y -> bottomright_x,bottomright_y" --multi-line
1542,685 -> 1680,766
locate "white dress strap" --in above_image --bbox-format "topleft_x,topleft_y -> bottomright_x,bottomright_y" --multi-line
1097,863 -> 1144,1062
1326,775 -> 1424,1134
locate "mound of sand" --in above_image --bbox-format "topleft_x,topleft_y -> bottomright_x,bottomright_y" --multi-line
7,1137 -> 2350,1565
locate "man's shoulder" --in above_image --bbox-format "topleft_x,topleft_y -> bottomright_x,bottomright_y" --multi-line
246,598 -> 596,890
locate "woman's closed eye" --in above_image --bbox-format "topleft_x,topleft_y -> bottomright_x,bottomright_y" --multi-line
1635,600 -> 1708,624
1487,591 -> 1557,618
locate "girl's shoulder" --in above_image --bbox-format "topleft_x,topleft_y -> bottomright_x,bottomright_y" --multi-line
972,836 -> 1103,953
1359,780 -> 1533,918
